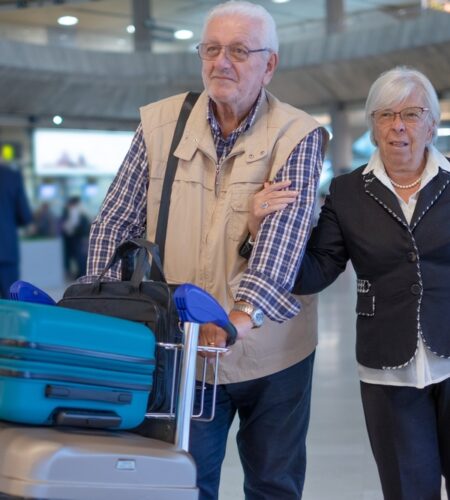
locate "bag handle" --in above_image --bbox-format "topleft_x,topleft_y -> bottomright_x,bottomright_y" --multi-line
100,238 -> 165,286
151,91 -> 200,280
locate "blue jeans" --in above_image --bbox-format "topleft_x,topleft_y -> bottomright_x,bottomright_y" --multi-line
189,352 -> 315,500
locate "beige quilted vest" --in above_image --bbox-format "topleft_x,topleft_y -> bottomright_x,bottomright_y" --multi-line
141,90 -> 326,383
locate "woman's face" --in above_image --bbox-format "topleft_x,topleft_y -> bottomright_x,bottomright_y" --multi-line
372,93 -> 434,173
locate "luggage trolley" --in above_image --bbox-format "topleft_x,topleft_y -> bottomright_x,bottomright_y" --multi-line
0,284 -> 231,500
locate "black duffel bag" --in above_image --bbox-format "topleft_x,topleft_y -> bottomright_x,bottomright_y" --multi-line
58,238 -> 182,418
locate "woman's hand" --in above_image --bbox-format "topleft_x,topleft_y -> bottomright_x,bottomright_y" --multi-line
249,180 -> 299,238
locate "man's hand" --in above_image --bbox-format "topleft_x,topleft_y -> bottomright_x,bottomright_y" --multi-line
198,310 -> 254,359
199,323 -> 228,349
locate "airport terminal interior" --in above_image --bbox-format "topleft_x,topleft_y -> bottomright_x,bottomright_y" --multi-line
0,0 -> 450,498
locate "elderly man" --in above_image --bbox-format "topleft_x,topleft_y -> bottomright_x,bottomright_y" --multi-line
86,1 -> 328,498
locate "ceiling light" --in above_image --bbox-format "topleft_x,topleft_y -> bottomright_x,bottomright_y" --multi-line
174,29 -> 193,40
127,25 -> 135,34
57,16 -> 78,26
272,0 -> 291,3
52,115 -> 63,126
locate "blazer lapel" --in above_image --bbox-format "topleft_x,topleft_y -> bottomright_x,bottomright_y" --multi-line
410,168 -> 450,230
363,172 -> 408,227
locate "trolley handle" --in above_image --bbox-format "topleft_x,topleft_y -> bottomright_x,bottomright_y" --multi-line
173,284 -> 237,346
171,284 -> 235,451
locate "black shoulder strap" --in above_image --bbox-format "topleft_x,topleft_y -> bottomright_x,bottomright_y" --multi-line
152,91 -> 200,276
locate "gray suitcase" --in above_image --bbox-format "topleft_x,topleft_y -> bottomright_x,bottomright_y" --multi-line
0,424 -> 197,500
0,284 -> 230,500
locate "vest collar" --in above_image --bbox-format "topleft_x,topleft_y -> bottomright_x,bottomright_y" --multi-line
174,89 -> 271,164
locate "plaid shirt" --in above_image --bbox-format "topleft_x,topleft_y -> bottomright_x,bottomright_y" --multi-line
85,94 -> 324,322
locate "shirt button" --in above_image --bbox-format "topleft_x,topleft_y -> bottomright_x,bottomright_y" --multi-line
410,283 -> 422,295
407,251 -> 417,262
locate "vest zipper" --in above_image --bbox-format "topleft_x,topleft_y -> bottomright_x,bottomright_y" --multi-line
215,159 -> 225,197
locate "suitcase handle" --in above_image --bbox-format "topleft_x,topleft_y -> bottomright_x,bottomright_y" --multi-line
54,409 -> 122,428
45,384 -> 132,404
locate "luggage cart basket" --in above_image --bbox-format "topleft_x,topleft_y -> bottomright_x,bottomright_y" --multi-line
146,283 -> 234,452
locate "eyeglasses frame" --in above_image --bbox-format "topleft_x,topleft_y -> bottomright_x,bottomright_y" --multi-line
196,43 -> 271,62
371,106 -> 430,125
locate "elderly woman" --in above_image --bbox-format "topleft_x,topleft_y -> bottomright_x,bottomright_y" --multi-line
246,66 -> 450,499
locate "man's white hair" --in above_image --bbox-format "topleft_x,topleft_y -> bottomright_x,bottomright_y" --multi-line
202,0 -> 279,53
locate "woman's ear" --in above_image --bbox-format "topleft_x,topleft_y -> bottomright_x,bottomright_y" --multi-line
426,120 -> 435,145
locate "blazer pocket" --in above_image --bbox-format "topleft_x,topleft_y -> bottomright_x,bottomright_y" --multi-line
356,295 -> 375,317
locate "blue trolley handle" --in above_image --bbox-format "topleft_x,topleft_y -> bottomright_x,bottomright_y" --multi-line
173,284 -> 238,346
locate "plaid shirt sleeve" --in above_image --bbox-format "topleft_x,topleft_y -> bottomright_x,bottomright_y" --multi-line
81,124 -> 149,282
235,128 -> 324,322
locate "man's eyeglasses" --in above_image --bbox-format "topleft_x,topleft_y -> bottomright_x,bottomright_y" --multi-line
371,106 -> 429,125
196,43 -> 271,63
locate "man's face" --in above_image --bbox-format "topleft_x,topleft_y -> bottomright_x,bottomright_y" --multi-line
201,14 -> 277,116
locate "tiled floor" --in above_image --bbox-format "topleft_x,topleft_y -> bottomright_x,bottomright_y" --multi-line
218,266 -> 448,500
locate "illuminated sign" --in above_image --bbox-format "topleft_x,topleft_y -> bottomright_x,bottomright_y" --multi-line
423,0 -> 450,12
0,142 -> 21,161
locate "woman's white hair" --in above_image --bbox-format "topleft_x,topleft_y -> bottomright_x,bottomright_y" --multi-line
201,1 -> 279,53
365,66 -> 440,144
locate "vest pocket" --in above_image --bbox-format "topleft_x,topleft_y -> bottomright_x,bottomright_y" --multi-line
228,191 -> 252,241
356,295 -> 375,317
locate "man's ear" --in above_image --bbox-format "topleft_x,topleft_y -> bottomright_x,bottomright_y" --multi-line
262,52 -> 278,86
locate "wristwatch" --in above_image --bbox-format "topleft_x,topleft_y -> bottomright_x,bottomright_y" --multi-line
232,302 -> 264,328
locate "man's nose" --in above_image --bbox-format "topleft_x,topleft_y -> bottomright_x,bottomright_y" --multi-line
215,47 -> 233,65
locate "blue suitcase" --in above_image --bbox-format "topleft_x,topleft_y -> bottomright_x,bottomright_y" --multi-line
0,299 -> 155,429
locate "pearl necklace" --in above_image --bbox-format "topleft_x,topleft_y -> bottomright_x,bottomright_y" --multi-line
389,176 -> 422,189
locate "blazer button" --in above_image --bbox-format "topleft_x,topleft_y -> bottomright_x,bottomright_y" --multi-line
407,251 -> 417,262
410,283 -> 422,295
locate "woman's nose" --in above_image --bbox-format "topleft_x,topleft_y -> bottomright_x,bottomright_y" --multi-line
391,114 -> 406,131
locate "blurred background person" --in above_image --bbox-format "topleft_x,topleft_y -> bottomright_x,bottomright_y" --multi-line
30,201 -> 59,238
0,162 -> 32,298
61,196 -> 90,280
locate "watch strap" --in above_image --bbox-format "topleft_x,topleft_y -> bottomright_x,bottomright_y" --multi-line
232,302 -> 263,327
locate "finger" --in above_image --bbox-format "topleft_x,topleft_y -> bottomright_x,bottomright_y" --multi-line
269,191 -> 299,202
263,202 -> 290,215
257,181 -> 291,198
255,195 -> 297,216
264,180 -> 292,193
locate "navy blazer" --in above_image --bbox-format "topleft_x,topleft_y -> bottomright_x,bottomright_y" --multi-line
295,164 -> 450,369
0,164 -> 32,263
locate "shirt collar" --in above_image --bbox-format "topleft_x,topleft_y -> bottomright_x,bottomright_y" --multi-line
206,90 -> 263,140
363,144 -> 450,194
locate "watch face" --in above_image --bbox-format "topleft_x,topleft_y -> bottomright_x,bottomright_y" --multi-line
253,309 -> 264,327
